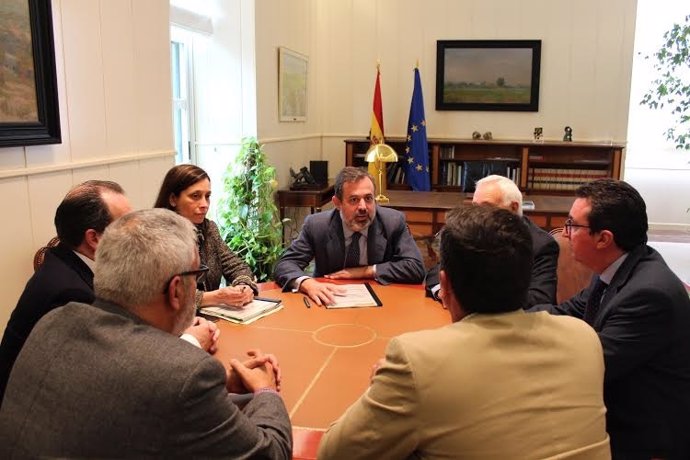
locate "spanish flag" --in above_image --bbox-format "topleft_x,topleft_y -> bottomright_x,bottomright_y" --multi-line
369,64 -> 386,189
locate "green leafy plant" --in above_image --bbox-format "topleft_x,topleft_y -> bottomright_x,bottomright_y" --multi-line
640,14 -> 690,150
217,137 -> 284,282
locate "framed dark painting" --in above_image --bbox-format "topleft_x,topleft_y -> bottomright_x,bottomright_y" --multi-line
0,0 -> 61,147
436,40 -> 541,112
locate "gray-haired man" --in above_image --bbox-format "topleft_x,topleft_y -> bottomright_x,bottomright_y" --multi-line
0,209 -> 292,458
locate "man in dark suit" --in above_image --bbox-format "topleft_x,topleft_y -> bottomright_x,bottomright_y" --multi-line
319,205 -> 609,459
274,166 -> 425,305
530,179 -> 690,459
426,175 -> 559,307
0,181 -> 221,409
0,209 -> 292,458
0,180 -> 133,407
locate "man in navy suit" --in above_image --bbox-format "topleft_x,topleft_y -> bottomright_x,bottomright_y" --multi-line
530,179 -> 690,459
0,181 -> 223,408
274,166 -> 425,306
426,175 -> 559,307
0,181 -> 132,407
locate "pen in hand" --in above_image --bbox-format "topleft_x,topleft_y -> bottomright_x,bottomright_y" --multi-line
303,297 -> 311,308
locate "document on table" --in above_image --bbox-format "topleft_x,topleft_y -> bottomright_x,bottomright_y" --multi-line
200,297 -> 283,324
326,283 -> 382,309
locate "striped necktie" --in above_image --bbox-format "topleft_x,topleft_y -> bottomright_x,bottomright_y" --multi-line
344,232 -> 361,268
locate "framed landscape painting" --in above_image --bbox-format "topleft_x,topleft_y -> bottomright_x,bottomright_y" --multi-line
278,47 -> 308,122
436,40 -> 541,112
0,0 -> 61,147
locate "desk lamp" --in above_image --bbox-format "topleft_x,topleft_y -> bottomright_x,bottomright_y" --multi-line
365,143 -> 399,204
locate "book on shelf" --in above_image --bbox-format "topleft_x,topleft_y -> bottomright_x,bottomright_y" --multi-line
200,297 -> 283,324
439,145 -> 456,159
528,168 -> 609,191
462,160 -> 512,192
438,160 -> 519,188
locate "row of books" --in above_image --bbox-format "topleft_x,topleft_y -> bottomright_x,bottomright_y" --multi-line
438,160 -> 520,191
386,162 -> 407,184
528,168 -> 609,191
439,145 -> 457,159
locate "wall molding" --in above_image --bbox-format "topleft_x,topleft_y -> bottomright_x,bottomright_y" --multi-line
259,133 -> 322,144
0,150 -> 174,180
649,222 -> 690,233
170,5 -> 213,35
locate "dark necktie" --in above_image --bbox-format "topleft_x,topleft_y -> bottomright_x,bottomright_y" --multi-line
345,232 -> 361,268
583,277 -> 607,326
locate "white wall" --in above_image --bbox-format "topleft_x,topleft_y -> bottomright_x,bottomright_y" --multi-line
0,0 -> 174,332
254,0 -> 637,186
255,0 -> 323,188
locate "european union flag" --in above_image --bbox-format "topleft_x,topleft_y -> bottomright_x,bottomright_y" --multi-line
405,67 -> 430,191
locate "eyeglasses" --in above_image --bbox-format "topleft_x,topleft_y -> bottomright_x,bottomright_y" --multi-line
564,218 -> 591,234
163,264 -> 209,293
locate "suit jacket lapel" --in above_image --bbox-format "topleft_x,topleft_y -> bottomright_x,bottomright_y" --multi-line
367,212 -> 387,265
51,243 -> 94,290
596,244 -> 647,320
326,211 -> 346,270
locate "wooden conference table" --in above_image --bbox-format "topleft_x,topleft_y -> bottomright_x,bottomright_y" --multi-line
212,280 -> 449,454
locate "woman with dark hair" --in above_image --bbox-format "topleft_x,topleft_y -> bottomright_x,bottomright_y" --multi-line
154,164 -> 257,307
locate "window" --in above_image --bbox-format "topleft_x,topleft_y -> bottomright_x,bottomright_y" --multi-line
170,26 -> 195,164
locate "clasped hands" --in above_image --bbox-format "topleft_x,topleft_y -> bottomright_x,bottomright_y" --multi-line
300,265 -> 374,306
184,316 -> 221,354
226,349 -> 282,394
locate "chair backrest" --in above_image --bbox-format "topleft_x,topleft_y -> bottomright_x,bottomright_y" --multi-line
33,237 -> 61,272
550,228 -> 593,304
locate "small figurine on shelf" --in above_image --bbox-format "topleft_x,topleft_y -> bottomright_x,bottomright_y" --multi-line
563,126 -> 573,142
472,131 -> 481,140
289,166 -> 318,190
483,131 -> 493,140
533,127 -> 543,141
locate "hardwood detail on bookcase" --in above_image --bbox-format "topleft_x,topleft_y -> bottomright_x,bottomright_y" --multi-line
344,138 -> 624,195
345,138 -> 624,232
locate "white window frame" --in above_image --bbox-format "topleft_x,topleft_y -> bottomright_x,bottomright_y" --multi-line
170,25 -> 198,164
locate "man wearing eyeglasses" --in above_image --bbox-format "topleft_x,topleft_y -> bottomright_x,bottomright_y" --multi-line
319,205 -> 610,459
426,175 -> 559,307
0,209 -> 291,458
274,166 -> 425,306
0,181 -> 217,410
529,179 -> 690,459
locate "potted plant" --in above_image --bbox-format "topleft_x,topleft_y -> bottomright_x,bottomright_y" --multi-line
217,137 -> 284,282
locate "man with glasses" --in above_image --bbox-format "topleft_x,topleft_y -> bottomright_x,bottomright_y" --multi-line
319,205 -> 610,459
0,209 -> 292,458
426,175 -> 559,307
0,181 -> 217,409
274,166 -> 425,306
0,181 -> 132,408
530,179 -> 690,459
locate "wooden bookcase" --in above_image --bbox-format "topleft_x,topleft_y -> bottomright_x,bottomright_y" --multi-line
344,138 -> 624,231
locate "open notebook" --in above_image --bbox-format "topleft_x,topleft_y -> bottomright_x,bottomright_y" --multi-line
200,297 -> 283,324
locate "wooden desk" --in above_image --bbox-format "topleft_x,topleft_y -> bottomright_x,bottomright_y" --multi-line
382,190 -> 573,236
213,282 -> 448,431
276,182 -> 335,222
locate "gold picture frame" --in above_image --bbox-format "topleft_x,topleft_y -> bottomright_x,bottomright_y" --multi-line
278,47 -> 308,122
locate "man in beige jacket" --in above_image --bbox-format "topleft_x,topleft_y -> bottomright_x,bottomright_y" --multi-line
318,205 -> 610,460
